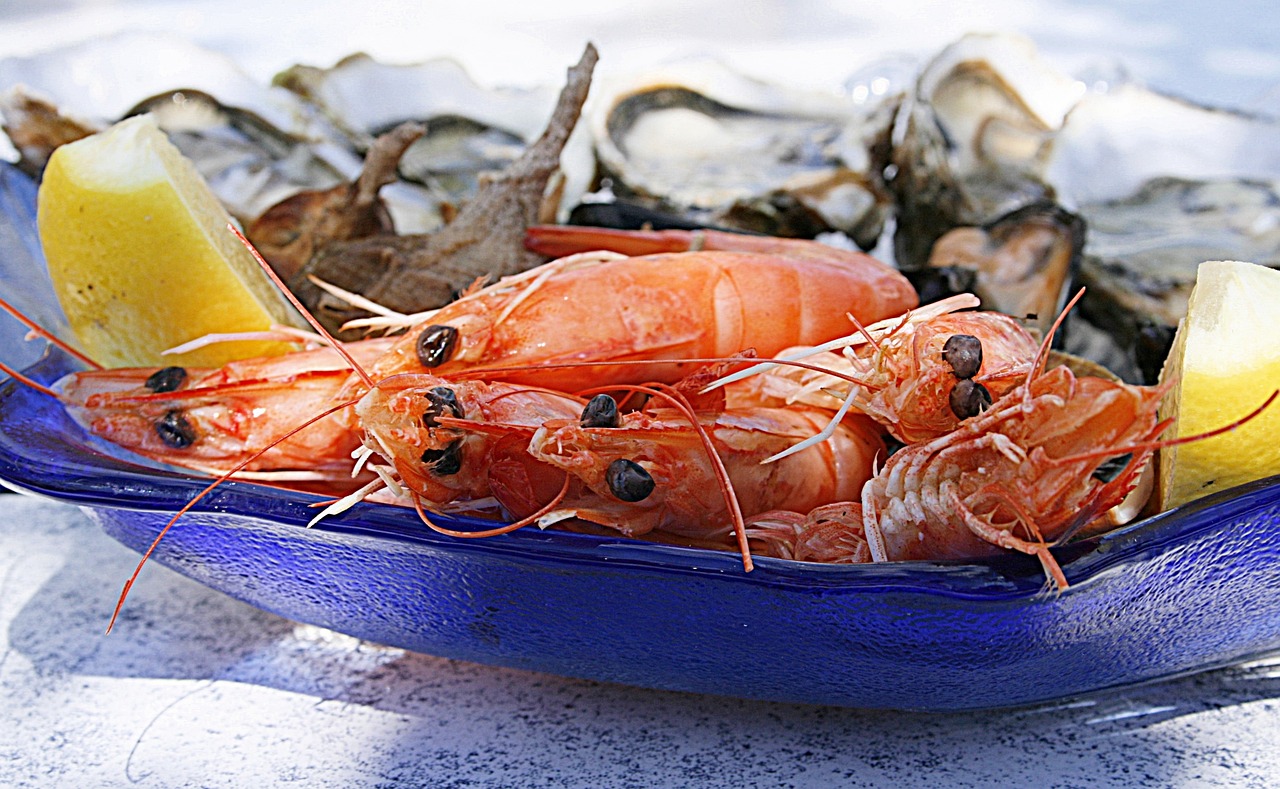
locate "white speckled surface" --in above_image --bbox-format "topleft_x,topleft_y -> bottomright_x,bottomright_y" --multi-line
3,2 -> 1280,785
2,496 -> 1279,787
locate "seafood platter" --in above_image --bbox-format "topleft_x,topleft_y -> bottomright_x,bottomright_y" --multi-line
0,32 -> 1279,711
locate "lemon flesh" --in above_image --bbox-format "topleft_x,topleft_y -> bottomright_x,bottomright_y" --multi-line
1159,260 -> 1280,509
37,114 -> 300,368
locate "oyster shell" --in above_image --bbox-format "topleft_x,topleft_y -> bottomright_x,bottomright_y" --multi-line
0,33 -> 362,223
889,32 -> 1085,269
274,52 -> 595,227
591,60 -> 895,247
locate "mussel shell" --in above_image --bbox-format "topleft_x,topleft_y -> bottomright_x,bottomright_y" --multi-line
922,201 -> 1085,338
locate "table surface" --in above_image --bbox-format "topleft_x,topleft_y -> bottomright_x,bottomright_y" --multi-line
2,494 -> 1279,788
3,2 -> 1280,786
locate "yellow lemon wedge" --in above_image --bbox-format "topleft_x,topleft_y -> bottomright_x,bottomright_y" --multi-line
37,114 -> 300,368
1158,260 -> 1280,509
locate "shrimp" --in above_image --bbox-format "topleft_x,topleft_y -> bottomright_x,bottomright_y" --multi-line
747,364 -> 1181,587
711,294 -> 1041,446
54,336 -> 395,487
352,373 -> 586,512
485,381 -> 886,550
356,233 -> 918,393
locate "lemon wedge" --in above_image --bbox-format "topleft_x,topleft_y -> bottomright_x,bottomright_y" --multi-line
37,114 -> 300,368
1159,260 -> 1280,509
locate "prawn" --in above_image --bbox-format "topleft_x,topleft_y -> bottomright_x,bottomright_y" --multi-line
350,372 -> 586,516
351,229 -> 917,393
484,378 -> 885,551
0,293 -> 393,488
747,361 -> 1276,588
711,294 -> 1041,446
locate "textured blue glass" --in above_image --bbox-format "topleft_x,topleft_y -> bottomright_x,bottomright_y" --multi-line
2,163 -> 1278,710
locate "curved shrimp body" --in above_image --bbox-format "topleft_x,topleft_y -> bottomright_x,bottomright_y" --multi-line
747,366 -> 1168,582
864,365 -> 1168,577
498,394 -> 885,544
354,373 -> 586,509
57,338 -> 394,483
367,243 -> 918,393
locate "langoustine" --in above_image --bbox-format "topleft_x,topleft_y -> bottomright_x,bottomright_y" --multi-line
746,363 -> 1171,587
712,294 -> 1041,446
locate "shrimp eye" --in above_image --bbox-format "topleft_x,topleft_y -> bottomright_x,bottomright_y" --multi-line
145,366 -> 187,393
423,386 -> 464,428
942,334 -> 983,380
1092,453 -> 1133,483
949,379 -> 992,420
155,409 -> 197,449
416,325 -> 459,368
580,394 -> 621,428
421,441 -> 463,476
606,458 -> 655,502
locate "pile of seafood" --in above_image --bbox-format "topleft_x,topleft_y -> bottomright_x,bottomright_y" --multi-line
3,32 -> 1279,582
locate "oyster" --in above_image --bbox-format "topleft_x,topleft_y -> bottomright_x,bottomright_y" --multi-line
889,32 -> 1085,269
122,88 -> 355,222
0,33 -> 362,223
275,52 -> 595,227
1070,177 -> 1280,382
590,60 -> 895,247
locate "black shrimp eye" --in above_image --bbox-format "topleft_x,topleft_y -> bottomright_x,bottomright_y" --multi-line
606,458 -> 655,502
949,379 -> 992,420
580,394 -> 621,428
423,386 -> 464,428
415,325 -> 459,368
942,334 -> 984,380
155,409 -> 197,449
1092,453 -> 1134,483
421,441 -> 463,476
144,366 -> 187,393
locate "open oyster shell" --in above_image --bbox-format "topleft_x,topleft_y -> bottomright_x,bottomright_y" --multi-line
274,52 -> 595,227
590,60 -> 895,247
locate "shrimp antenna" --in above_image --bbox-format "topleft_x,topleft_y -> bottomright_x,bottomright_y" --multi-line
410,472 -> 572,538
0,358 -> 63,399
0,295 -> 102,370
1030,287 -> 1086,382
227,223 -> 374,390
106,393 -> 363,633
1053,389 -> 1278,467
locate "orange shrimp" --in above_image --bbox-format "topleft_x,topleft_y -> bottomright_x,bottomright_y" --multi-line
352,373 -> 585,512
743,365 -> 1170,584
484,381 -> 886,550
357,233 -> 918,393
53,337 -> 395,488
712,295 -> 1041,446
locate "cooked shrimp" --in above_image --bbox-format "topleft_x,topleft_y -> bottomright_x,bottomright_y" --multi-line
742,365 -> 1169,584
353,372 -> 585,512
488,381 -> 886,549
355,234 -> 917,393
711,295 -> 1041,447
54,336 -> 395,487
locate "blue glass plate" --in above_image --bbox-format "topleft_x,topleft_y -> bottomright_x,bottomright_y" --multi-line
2,163 -> 1279,711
